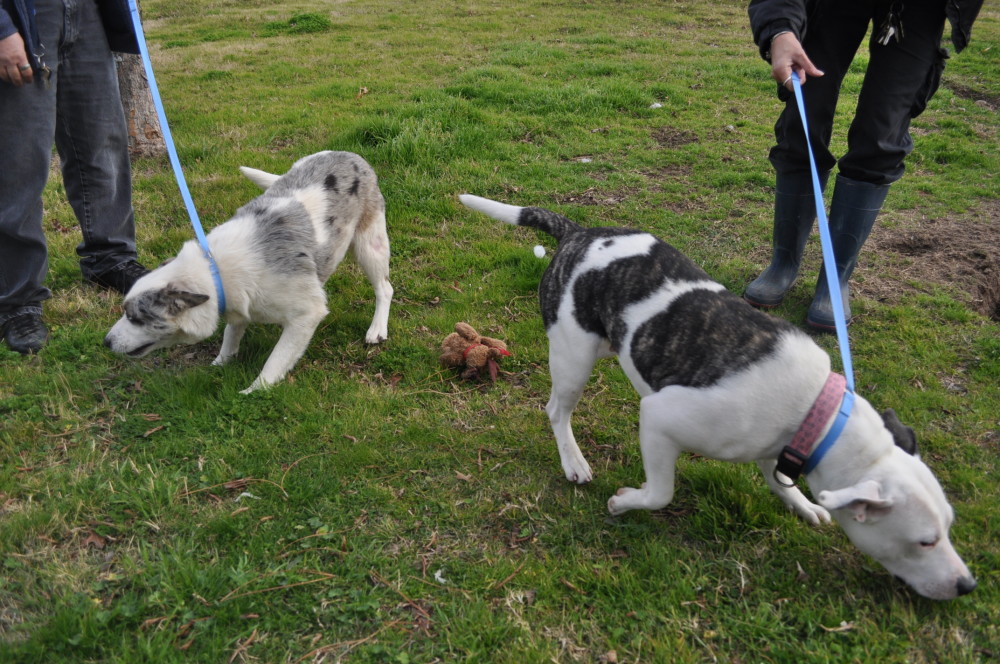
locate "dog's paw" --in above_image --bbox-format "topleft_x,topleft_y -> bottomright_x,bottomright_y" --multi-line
794,502 -> 832,526
364,328 -> 387,344
607,487 -> 638,516
240,377 -> 270,394
562,459 -> 593,484
211,353 -> 234,367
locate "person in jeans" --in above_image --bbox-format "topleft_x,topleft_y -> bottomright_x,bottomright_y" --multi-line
0,0 -> 148,354
745,0 -> 983,331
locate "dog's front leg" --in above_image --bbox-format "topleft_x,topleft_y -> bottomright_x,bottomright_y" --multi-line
756,459 -> 831,526
213,321 -> 248,367
608,392 -> 681,515
241,316 -> 323,394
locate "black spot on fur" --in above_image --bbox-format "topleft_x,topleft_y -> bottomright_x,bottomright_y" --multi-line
349,178 -> 360,196
630,290 -> 787,389
326,215 -> 338,226
324,174 -> 339,193
246,199 -> 316,275
537,226 -> 797,389
518,207 -> 583,241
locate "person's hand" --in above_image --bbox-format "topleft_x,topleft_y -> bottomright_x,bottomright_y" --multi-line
770,32 -> 822,90
0,32 -> 33,86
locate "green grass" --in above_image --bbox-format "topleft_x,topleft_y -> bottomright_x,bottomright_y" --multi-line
2,1 -> 998,662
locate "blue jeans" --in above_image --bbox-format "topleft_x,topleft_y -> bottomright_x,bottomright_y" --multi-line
0,0 -> 137,324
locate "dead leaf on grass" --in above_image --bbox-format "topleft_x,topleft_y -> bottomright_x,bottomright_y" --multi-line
82,531 -> 106,550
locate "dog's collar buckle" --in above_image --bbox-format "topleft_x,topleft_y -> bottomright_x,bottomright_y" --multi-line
774,372 -> 850,486
774,446 -> 809,487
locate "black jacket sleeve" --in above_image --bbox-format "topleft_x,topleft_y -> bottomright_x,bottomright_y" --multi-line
947,0 -> 984,53
748,0 -> 808,62
97,0 -> 139,54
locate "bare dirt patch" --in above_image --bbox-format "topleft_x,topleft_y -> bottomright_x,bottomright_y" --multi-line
861,199 -> 1000,321
652,127 -> 698,148
554,186 -> 638,206
943,78 -> 1000,111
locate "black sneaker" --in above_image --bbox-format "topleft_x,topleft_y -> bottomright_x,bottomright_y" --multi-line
89,260 -> 150,295
2,313 -> 48,354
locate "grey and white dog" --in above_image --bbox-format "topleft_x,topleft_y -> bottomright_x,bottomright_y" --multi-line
460,193 -> 976,600
105,151 -> 392,393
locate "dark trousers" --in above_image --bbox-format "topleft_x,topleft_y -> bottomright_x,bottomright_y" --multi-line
770,0 -> 948,185
0,0 -> 137,323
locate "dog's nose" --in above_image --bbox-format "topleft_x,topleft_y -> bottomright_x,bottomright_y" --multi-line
956,576 -> 977,596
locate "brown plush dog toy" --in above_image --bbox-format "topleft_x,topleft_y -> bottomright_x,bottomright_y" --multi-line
440,322 -> 511,381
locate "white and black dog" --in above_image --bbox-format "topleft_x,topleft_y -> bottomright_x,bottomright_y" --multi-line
105,151 -> 392,393
460,194 -> 975,600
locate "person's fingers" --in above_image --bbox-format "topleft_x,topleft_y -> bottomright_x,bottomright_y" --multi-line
2,64 -> 23,86
17,62 -> 33,85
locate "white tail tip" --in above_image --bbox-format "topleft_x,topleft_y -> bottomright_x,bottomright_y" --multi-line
459,194 -> 523,226
239,166 -> 281,190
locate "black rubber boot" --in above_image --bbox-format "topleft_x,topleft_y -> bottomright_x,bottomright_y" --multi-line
744,171 -> 829,308
806,175 -> 890,332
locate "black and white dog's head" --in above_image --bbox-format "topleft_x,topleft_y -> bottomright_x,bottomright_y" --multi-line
104,265 -> 214,358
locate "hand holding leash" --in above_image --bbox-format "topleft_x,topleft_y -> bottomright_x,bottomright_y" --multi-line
769,32 -> 823,90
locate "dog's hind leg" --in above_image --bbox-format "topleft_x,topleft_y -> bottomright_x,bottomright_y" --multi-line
546,327 -> 607,484
608,391 -> 682,515
352,208 -> 392,344
213,321 -> 248,367
756,459 -> 831,526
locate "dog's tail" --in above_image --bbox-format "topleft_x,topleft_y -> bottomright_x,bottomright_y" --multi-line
459,194 -> 582,241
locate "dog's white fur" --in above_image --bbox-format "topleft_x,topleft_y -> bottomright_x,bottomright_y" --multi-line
461,193 -> 975,600
105,152 -> 392,393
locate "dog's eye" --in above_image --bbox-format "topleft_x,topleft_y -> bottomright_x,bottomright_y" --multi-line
919,538 -> 939,549
126,314 -> 144,326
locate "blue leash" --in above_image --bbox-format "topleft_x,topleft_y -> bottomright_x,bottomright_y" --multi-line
788,72 -> 856,473
126,0 -> 226,315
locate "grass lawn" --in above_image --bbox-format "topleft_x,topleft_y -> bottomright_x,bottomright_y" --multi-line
1,1 -> 997,662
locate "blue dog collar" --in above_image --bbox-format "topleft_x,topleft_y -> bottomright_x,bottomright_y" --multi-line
803,389 -> 855,475
774,372 -> 854,485
201,244 -> 226,315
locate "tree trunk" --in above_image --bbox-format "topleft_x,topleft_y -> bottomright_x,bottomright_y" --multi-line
116,52 -> 165,159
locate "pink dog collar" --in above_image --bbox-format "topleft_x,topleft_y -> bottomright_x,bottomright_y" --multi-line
775,372 -> 848,485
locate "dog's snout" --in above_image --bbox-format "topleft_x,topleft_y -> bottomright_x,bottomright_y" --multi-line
103,335 -> 112,349
956,576 -> 977,597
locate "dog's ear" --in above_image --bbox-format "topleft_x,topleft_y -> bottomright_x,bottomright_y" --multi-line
817,480 -> 894,523
881,408 -> 918,456
158,287 -> 210,314
239,166 -> 280,190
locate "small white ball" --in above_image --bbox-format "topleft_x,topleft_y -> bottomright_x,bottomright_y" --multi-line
533,245 -> 546,258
